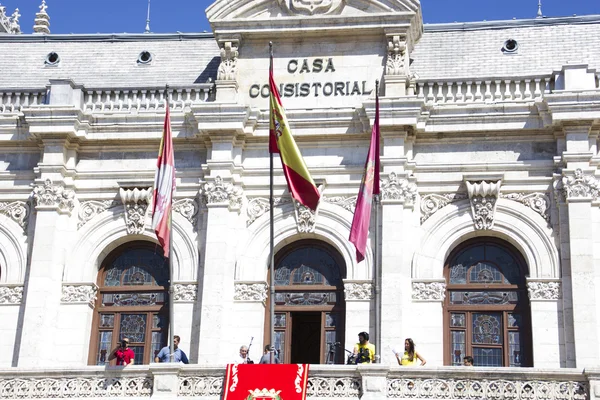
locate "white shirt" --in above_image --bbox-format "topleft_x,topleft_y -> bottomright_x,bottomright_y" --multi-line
233,354 -> 249,364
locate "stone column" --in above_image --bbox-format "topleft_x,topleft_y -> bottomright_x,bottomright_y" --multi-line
232,281 -> 268,359
527,279 -> 562,368
379,171 -> 417,365
561,168 -> 600,367
18,178 -> 76,367
197,176 -> 242,364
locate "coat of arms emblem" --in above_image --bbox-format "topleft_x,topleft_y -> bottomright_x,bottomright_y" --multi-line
280,0 -> 345,15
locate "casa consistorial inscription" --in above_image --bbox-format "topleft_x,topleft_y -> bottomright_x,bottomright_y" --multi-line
249,58 -> 370,99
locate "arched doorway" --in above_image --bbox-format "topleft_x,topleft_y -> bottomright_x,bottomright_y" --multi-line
444,238 -> 533,367
266,240 -> 346,364
88,242 -> 169,365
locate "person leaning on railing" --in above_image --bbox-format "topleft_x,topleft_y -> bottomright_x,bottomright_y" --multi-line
395,338 -> 426,366
108,337 -> 135,366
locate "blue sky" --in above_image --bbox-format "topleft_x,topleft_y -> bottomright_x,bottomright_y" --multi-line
6,0 -> 600,35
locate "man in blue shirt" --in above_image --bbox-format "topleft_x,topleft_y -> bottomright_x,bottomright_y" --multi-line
155,335 -> 189,364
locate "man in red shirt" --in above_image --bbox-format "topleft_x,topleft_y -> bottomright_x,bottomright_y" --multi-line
109,337 -> 135,366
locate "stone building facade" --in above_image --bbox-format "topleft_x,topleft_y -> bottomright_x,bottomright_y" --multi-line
1,0 -> 600,372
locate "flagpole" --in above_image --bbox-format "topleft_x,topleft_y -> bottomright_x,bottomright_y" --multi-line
269,41 -> 276,364
373,80 -> 381,363
165,84 -> 176,364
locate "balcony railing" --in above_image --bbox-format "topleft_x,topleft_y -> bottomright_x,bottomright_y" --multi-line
0,365 -> 595,400
415,76 -> 554,105
0,90 -> 47,114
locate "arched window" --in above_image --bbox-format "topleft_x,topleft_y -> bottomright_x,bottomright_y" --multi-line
444,238 -> 532,367
89,242 -> 169,365
267,240 -> 346,364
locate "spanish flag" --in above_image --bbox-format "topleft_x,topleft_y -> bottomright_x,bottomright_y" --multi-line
269,56 -> 320,211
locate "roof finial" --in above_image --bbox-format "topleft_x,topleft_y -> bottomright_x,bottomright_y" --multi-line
536,0 -> 543,18
33,0 -> 50,34
145,0 -> 151,33
9,7 -> 20,34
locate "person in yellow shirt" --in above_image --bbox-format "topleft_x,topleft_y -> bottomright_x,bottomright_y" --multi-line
396,338 -> 426,366
353,332 -> 375,364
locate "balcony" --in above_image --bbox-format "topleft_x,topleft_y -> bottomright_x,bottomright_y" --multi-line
0,365 -> 596,400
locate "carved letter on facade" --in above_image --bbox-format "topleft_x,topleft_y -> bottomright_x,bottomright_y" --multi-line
561,168 -> 600,200
32,179 -> 76,215
0,285 -> 23,305
174,284 -> 198,302
0,201 -> 30,231
344,281 -> 373,301
61,284 -> 98,306
527,281 -> 561,301
217,41 -> 239,81
381,172 -> 417,204
119,187 -> 153,235
204,176 -> 243,212
234,282 -> 268,302
466,180 -> 501,230
412,281 -> 446,301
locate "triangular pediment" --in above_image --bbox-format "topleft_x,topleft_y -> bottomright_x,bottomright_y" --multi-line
207,0 -> 420,21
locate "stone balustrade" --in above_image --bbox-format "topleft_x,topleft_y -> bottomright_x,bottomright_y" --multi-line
1,365 -> 599,400
83,86 -> 213,113
0,90 -> 47,114
415,75 -> 553,105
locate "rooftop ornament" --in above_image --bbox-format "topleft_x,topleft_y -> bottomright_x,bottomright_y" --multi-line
33,0 -> 50,34
536,0 -> 543,18
0,4 -> 21,34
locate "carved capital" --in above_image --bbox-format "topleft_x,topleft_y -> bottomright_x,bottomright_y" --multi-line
412,280 -> 446,301
0,285 -> 24,305
32,179 -> 76,215
234,282 -> 268,302
61,283 -> 98,306
343,281 -> 373,301
0,201 -> 30,231
527,280 -> 561,301
174,283 -> 198,302
173,198 -> 199,227
78,200 -> 118,229
420,193 -> 468,223
119,187 -> 153,235
386,34 -> 407,76
500,192 -> 550,222
203,176 -> 243,212
561,169 -> 600,200
294,201 -> 316,233
217,40 -> 239,81
466,180 -> 501,230
381,172 -> 417,205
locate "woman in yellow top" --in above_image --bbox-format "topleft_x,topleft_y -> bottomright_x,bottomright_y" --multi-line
396,338 -> 426,366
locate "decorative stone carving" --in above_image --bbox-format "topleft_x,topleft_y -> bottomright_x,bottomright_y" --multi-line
246,197 -> 293,226
381,172 -> 417,204
561,168 -> 600,200
466,180 -> 502,230
0,201 -> 30,230
412,281 -> 446,301
173,198 -> 199,227
61,284 -> 98,306
78,200 -> 118,229
344,281 -> 373,301
234,282 -> 268,302
217,41 -> 239,81
278,0 -> 345,16
119,187 -> 153,235
33,0 -> 50,34
179,376 -> 224,397
527,281 -> 561,301
500,192 -> 550,222
0,376 -> 153,398
294,201 -> 316,233
0,285 -> 23,305
322,195 -> 357,213
307,377 -> 361,398
420,193 -> 468,223
0,6 -> 21,34
386,34 -> 407,76
387,377 -> 587,399
32,179 -> 76,215
204,176 -> 243,211
174,284 -> 198,302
